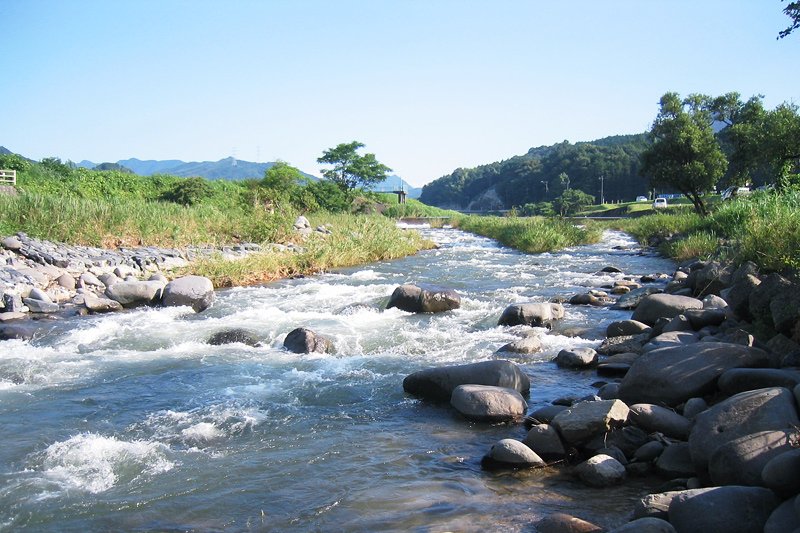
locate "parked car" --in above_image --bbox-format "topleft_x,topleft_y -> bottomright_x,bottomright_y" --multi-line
721,186 -> 751,201
653,198 -> 668,209
636,195 -> 648,202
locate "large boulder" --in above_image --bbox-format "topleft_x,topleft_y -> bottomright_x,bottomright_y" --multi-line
688,387 -> 799,475
717,368 -> 800,396
83,292 -> 123,313
771,286 -> 800,337
551,399 -> 629,446
655,442 -> 696,478
708,430 -> 796,486
606,319 -> 651,338
105,280 -> 165,308
554,348 -> 597,369
611,286 -> 663,310
450,384 -> 527,422
575,454 -> 626,487
749,273 -> 791,329
494,335 -> 541,356
161,275 -> 215,312
761,448 -> 800,495
764,498 -> 800,533
667,486 -> 778,533
482,438 -> 545,469
722,272 -> 760,320
618,342 -> 772,407
23,297 -> 59,313
386,284 -> 460,313
629,404 -> 691,440
687,261 -> 732,298
632,294 -> 704,326
523,423 -> 567,461
207,328 -> 260,347
403,360 -> 530,401
497,302 -> 564,328
283,327 -> 334,354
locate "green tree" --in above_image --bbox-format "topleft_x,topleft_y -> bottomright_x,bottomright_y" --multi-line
262,160 -> 305,191
553,189 -> 594,217
161,177 -> 214,206
0,153 -> 32,173
317,141 -> 391,192
779,1 -> 800,38
640,92 -> 727,216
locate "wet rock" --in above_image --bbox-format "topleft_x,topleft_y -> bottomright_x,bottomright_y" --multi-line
632,294 -> 704,326
764,498 -> 800,533
403,360 -> 530,401
718,368 -> 800,395
535,513 -> 603,533
450,384 -> 527,423
597,333 -> 647,356
608,517 -> 676,533
689,387 -> 799,475
569,293 -> 604,306
554,347 -> 597,369
495,335 -> 541,355
283,327 -> 334,354
618,342 -> 772,407
386,283 -> 461,313
83,292 -> 123,313
105,280 -> 165,308
606,319 -> 651,337
598,382 -> 621,399
575,454 -> 626,487
655,442 -> 695,478
497,302 -> 564,328
667,486 -> 778,533
523,423 -> 567,461
481,439 -> 544,469
207,329 -> 260,347
611,286 -> 663,310
629,404 -> 691,440
162,275 -> 215,312
551,399 -> 629,446
527,404 -> 568,425
0,322 -> 38,341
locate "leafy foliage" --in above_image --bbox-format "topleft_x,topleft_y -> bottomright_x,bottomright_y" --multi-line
553,188 -> 595,216
317,141 -> 392,191
160,177 -> 215,206
779,1 -> 800,38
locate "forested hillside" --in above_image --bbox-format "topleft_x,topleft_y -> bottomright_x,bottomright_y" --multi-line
420,134 -> 651,210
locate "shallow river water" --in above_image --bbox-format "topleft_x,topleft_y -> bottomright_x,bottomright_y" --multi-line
0,226 -> 677,532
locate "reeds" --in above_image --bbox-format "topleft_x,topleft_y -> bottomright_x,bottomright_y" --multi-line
451,215 -> 603,253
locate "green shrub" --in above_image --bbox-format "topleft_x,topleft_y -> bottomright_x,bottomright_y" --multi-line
160,177 -> 215,206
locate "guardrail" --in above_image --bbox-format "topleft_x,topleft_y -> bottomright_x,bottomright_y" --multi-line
0,169 -> 16,185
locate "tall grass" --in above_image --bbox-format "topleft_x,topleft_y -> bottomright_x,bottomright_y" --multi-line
452,215 -> 602,253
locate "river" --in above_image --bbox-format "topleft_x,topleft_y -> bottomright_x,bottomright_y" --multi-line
0,226 -> 677,532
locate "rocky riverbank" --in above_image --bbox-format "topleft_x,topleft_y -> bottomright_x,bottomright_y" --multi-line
401,259 -> 800,532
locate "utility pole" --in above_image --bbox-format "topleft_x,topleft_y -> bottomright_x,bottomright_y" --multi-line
598,175 -> 605,205
541,180 -> 549,195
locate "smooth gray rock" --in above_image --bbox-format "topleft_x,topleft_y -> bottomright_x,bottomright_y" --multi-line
765,497 -> 800,533
483,438 -> 545,468
632,293 -> 704,326
684,308 -> 727,329
682,397 -> 708,420
634,441 -> 665,463
618,342 -> 772,407
207,329 -> 260,347
162,275 -> 215,312
655,442 -> 695,478
634,491 -> 682,520
575,454 -> 626,487
661,314 -> 692,333
495,335 -> 541,355
555,347 -> 598,369
668,486 -> 778,533
606,319 -> 651,338
83,292 -> 123,313
598,382 -> 621,399
497,302 -> 564,328
105,280 -> 164,308
1,236 -> 22,251
0,323 -> 37,341
283,327 -> 333,354
0,311 -> 27,321
22,298 -> 59,313
386,283 -> 461,313
761,448 -> 800,495
551,399 -> 629,446
629,403 -> 691,440
689,387 -> 799,474
523,424 -> 566,461
527,404 -> 568,424
56,273 -> 76,290
642,331 -> 699,351
450,384 -> 527,422
709,429 -> 796,486
612,286 -> 663,310
608,517 -> 676,533
535,513 -> 603,533
28,287 -> 52,303
403,360 -> 530,401
98,272 -> 120,287
718,368 -> 800,395
79,272 -> 104,288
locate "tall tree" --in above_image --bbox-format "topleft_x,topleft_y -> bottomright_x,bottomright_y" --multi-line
779,1 -> 800,38
640,92 -> 727,216
317,141 -> 391,192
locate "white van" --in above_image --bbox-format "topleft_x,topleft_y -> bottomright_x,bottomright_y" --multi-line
653,198 -> 668,209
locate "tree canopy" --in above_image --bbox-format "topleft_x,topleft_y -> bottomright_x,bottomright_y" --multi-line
317,141 -> 391,192
779,1 -> 800,38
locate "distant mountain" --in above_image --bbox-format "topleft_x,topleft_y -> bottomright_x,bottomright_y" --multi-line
0,146 -> 13,156
366,175 -> 422,199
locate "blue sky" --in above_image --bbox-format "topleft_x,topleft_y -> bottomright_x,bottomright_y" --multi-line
2,1 -> 798,186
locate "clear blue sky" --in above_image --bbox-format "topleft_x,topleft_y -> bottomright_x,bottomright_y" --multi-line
2,1 -> 798,186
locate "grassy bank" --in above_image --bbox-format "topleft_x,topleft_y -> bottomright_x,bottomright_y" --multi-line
606,190 -> 800,272
452,215 -> 603,253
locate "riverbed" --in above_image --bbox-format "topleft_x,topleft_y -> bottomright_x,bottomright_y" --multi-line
0,227 -> 676,531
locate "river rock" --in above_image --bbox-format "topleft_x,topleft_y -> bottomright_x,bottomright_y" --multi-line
632,294 -> 704,326
642,331 -> 699,351
667,486 -> 778,533
79,272 -> 104,288
551,399 -> 629,446
403,360 -> 530,401
554,348 -> 597,369
682,397 -> 708,420
56,273 -> 76,290
207,329 -> 260,347
528,404 -> 568,424
608,517 -> 676,533
661,314 -> 692,333
495,335 -> 541,355
482,438 -> 544,469
386,283 -> 461,313
569,293 -> 603,306
655,442 -> 695,478
2,293 -> 24,313
283,327 -> 334,354
575,454 -> 626,487
23,297 -> 59,313
105,280 -> 165,308
162,275 -> 215,312
82,292 -> 123,313
98,272 -> 120,287
634,441 -> 665,462
709,429 -> 797,486
749,273 -> 791,329
761,448 -> 800,495
684,308 -> 727,329
597,334 -> 647,355
718,368 -> 800,395
688,261 -> 732,298
1,236 -> 22,251
634,491 -> 682,520
771,287 -> 800,336
535,513 -> 603,533
606,320 -> 651,338
764,498 -> 800,533
450,384 -> 527,422
523,423 -> 567,461
0,322 -> 37,341
0,312 -> 27,321
611,286 -> 663,310
629,404 -> 691,440
723,273 -> 761,320
688,387 -> 799,475
618,342 -> 772,407
497,302 -> 564,328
